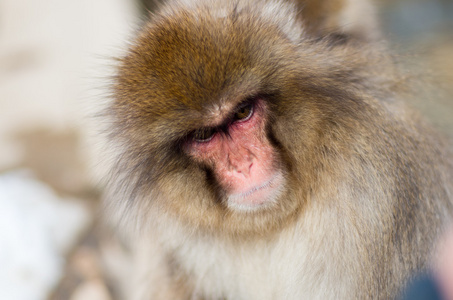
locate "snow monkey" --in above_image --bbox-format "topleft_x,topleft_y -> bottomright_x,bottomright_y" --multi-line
104,0 -> 453,299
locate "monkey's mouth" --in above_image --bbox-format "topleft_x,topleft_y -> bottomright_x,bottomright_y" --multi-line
226,172 -> 284,212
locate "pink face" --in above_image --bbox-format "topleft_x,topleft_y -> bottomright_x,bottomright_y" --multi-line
186,99 -> 284,211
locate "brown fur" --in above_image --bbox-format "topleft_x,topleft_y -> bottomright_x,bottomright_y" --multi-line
294,0 -> 345,34
105,0 -> 453,299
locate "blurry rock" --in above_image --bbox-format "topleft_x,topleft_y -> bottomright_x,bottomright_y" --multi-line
13,128 -> 93,197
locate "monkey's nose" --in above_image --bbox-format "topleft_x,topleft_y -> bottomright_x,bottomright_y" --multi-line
235,162 -> 253,176
228,155 -> 253,177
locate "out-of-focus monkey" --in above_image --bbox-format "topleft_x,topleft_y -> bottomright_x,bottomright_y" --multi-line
104,0 -> 453,299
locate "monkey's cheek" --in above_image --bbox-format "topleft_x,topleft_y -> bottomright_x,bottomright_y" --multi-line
226,172 -> 285,212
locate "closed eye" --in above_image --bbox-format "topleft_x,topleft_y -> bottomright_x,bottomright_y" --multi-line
192,127 -> 216,143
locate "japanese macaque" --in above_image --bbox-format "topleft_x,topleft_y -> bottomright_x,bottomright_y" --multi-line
104,0 -> 453,299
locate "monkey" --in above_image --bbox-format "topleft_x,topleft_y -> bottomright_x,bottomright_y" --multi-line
104,0 -> 453,299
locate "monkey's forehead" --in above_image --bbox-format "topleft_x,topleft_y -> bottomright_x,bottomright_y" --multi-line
114,2 -> 300,113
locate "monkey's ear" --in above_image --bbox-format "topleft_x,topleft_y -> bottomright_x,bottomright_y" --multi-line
296,0 -> 380,41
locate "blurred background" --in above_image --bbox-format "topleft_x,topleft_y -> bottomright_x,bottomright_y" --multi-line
0,0 -> 452,299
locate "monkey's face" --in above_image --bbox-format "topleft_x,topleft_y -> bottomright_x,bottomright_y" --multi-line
110,4 -> 358,234
185,97 -> 285,212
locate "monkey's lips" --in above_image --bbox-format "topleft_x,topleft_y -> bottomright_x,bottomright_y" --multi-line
226,172 -> 284,212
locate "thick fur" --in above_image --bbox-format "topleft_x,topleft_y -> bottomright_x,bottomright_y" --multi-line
105,0 -> 453,299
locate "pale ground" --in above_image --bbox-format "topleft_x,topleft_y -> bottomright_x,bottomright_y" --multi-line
0,0 -> 138,299
0,1 -> 452,299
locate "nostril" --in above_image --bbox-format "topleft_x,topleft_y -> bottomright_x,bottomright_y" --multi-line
229,161 -> 252,176
226,149 -> 255,176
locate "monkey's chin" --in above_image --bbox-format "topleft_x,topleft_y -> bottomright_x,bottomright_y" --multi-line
226,172 -> 285,212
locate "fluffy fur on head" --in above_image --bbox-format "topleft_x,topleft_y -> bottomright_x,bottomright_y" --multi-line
108,0 -> 400,236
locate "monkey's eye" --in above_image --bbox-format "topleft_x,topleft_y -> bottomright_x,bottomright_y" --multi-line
233,102 -> 254,122
192,127 -> 216,142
